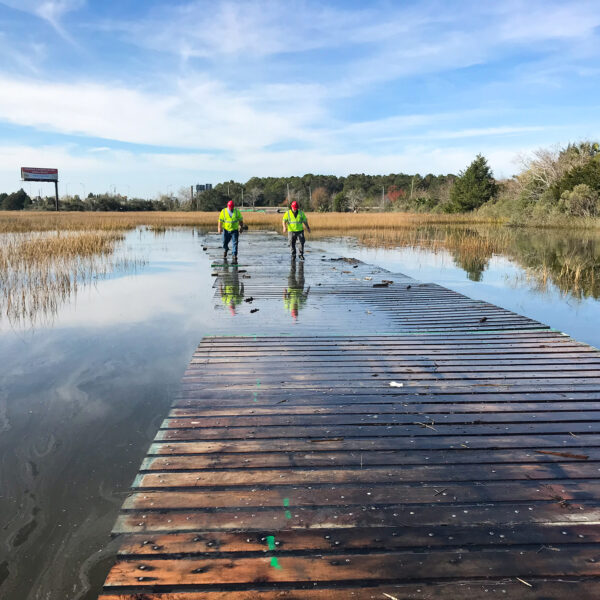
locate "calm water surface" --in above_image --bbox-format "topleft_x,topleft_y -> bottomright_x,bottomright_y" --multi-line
319,237 -> 600,350
0,227 -> 599,599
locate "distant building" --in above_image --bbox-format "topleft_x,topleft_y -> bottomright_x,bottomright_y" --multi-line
205,183 -> 213,190
196,184 -> 212,192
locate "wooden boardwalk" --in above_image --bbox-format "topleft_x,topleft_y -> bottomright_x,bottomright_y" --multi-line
99,234 -> 600,599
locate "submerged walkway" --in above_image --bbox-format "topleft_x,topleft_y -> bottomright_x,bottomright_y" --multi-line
100,233 -> 600,599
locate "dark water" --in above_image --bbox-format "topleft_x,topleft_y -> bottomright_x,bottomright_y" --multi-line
0,227 -> 599,599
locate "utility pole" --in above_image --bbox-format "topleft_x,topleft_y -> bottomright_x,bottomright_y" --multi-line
54,181 -> 59,211
381,186 -> 385,210
190,185 -> 194,210
241,187 -> 244,207
309,185 -> 312,208
410,176 -> 415,200
287,183 -> 290,204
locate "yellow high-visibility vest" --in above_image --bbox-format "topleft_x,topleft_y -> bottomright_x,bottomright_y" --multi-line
284,209 -> 307,232
219,208 -> 243,231
222,285 -> 242,306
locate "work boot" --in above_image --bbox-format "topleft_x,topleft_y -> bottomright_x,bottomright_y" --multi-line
232,254 -> 238,264
299,253 -> 305,261
223,250 -> 228,259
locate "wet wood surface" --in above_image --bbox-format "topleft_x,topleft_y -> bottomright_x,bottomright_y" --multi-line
99,236 -> 600,598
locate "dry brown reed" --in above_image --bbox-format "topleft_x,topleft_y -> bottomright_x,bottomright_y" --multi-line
0,230 -> 133,325
0,210 -> 499,234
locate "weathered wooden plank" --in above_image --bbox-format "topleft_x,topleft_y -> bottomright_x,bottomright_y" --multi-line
162,410 -> 600,429
113,501 -> 600,533
103,547 -> 600,587
134,462 -> 600,488
123,480 -> 600,510
148,433 -> 600,453
146,446 -> 600,467
173,391 -> 600,407
98,581 -> 600,600
169,401 -> 600,418
156,421 -> 600,441
114,523 -> 600,555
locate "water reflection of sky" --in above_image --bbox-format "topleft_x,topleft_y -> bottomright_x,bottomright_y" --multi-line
314,239 -> 600,350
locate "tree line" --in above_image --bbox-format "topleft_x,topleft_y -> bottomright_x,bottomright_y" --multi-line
2,140 -> 598,219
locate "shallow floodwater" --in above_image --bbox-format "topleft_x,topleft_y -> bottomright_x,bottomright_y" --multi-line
0,227 -> 599,600
318,238 -> 600,351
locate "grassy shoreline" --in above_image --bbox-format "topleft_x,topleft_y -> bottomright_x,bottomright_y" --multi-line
1,210 -> 599,234
0,210 -> 513,234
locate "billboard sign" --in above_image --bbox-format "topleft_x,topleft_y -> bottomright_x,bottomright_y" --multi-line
21,167 -> 59,182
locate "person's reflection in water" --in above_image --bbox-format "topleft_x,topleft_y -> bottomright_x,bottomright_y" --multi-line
219,263 -> 245,315
283,259 -> 310,320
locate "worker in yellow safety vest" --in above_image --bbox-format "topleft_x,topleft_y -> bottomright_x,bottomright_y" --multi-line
282,200 -> 311,260
218,200 -> 244,263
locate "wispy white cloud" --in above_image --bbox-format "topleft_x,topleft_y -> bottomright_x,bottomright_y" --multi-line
0,74 -> 320,152
0,32 -> 47,74
101,1 -> 375,60
98,0 -> 600,93
0,0 -> 85,42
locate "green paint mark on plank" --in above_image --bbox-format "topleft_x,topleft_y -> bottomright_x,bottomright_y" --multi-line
270,557 -> 282,569
267,535 -> 276,551
285,510 -> 292,519
283,498 -> 290,507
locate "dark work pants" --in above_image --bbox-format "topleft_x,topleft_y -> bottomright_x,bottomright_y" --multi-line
288,231 -> 305,257
222,230 -> 239,255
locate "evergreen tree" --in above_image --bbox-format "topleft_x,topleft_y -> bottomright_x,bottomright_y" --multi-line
449,154 -> 497,212
2,188 -> 31,210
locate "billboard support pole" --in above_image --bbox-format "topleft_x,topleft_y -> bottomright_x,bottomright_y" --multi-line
54,181 -> 59,211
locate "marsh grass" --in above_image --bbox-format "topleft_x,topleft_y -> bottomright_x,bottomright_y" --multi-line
0,229 -> 141,325
1,211 -> 599,310
321,224 -> 600,299
0,210 -> 499,234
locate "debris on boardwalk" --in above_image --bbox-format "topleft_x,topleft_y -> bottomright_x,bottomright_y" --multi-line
98,233 -> 600,599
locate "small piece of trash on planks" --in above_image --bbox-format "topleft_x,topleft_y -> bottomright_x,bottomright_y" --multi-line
516,577 -> 532,588
535,450 -> 588,460
383,593 -> 400,600
389,381 -> 403,387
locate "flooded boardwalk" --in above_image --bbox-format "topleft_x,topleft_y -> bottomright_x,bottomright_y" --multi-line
99,233 -> 600,599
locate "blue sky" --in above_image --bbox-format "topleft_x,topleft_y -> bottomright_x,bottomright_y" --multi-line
0,0 -> 599,198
